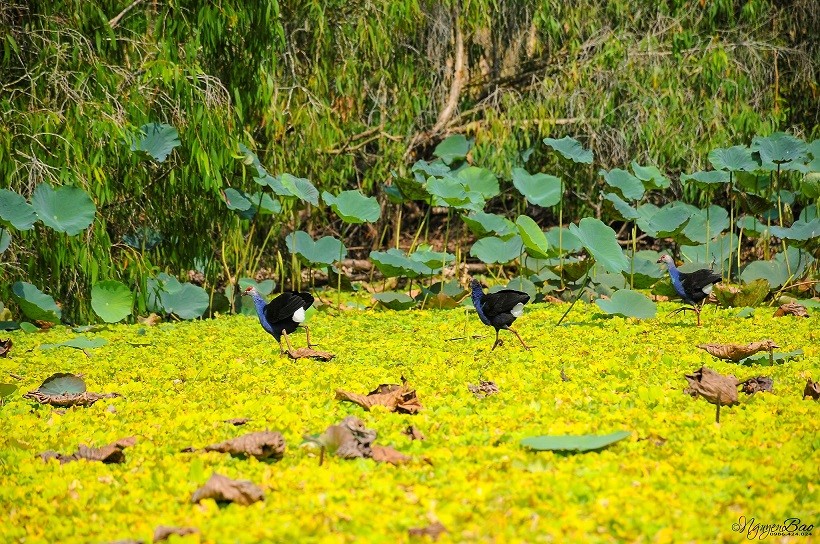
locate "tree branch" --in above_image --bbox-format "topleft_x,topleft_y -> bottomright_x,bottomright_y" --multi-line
109,0 -> 146,29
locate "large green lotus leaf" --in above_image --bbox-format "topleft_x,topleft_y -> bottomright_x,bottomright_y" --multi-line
237,278 -> 275,296
0,189 -> 37,230
280,173 -> 319,205
545,227 -> 583,254
322,190 -> 380,223
736,215 -> 767,238
223,188 -> 253,212
680,205 -> 730,244
595,290 -> 657,319
41,337 -> 109,350
433,135 -> 471,165
456,167 -> 499,199
752,132 -> 808,165
680,232 -> 738,265
708,145 -> 759,172
381,183 -> 405,204
680,170 -> 731,188
372,292 -> 416,310
800,174 -> 820,199
714,279 -> 770,308
11,281 -> 61,323
774,246 -> 813,280
739,349 -> 804,366
490,277 -> 537,300
409,249 -> 455,270
511,168 -> 561,207
36,373 -> 86,395
569,218 -> 629,274
0,383 -> 17,398
286,230 -> 347,266
370,248 -> 430,278
160,283 -> 209,320
543,136 -> 593,164
0,228 -> 9,254
770,219 -> 820,242
604,192 -> 640,221
31,184 -> 96,235
806,139 -> 820,172
599,168 -> 644,200
91,281 -> 132,323
130,123 -> 180,162
740,260 -> 789,288
461,212 -> 517,237
625,256 -> 665,288
470,235 -> 523,264
248,192 -> 282,215
799,205 -> 817,222
426,177 -> 483,211
631,161 -> 670,189
395,174 -> 430,202
412,159 -> 451,180
521,430 -> 630,452
516,215 -> 550,259
638,203 -> 691,238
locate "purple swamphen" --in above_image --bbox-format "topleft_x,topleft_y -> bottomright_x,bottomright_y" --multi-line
657,254 -> 721,326
242,286 -> 316,353
469,279 -> 531,350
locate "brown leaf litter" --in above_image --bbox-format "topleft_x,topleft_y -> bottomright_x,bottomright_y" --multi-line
408,521 -> 448,540
403,426 -> 425,441
24,390 -> 121,407
153,526 -> 199,542
336,377 -> 421,414
696,339 -> 779,362
203,431 -> 285,461
684,366 -> 739,423
40,436 -> 136,464
739,376 -> 773,395
191,472 -> 264,506
804,378 -> 820,400
286,347 -> 335,361
468,380 -> 499,398
0,338 -> 11,357
773,302 -> 809,317
311,415 -> 409,465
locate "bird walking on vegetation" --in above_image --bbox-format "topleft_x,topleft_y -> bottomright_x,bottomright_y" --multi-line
242,286 -> 316,354
657,254 -> 721,326
469,279 -> 531,350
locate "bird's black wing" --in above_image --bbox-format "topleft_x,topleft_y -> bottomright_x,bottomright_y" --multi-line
294,291 -> 315,310
263,292 -> 310,325
680,269 -> 721,303
480,289 -> 530,318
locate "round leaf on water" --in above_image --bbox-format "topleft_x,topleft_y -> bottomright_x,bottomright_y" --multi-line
708,145 -> 759,172
568,218 -> 629,274
41,337 -> 109,350
595,289 -> 657,319
223,188 -> 253,211
372,292 -> 416,311
521,430 -> 630,452
0,383 -> 17,398
515,215 -> 550,259
37,373 -> 86,395
433,135 -> 471,165
714,279 -> 770,308
456,167 -> 499,199
599,168 -> 644,200
470,235 -> 523,265
752,132 -> 808,165
604,192 -> 640,221
462,212 -> 517,237
31,184 -> 96,235
130,123 -> 180,163
740,260 -> 789,288
286,230 -> 347,267
322,190 -> 380,224
631,161 -> 670,189
543,136 -> 593,164
160,283 -> 209,320
11,281 -> 61,323
19,322 -> 39,333
280,173 -> 319,205
91,280 -> 133,323
511,168 -> 562,207
369,248 -> 430,278
0,189 -> 37,230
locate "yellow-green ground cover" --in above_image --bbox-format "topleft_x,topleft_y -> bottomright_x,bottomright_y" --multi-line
0,302 -> 817,543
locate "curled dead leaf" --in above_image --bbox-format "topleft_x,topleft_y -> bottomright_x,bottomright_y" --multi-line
191,473 -> 264,506
137,313 -> 162,326
804,378 -> 820,400
697,339 -> 779,362
773,302 -> 809,318
739,376 -> 773,395
371,444 -> 411,465
319,416 -> 377,459
153,526 -> 199,542
203,431 -> 285,461
224,418 -> 250,426
286,347 -> 335,361
403,425 -> 425,441
684,366 -> 738,423
408,521 -> 447,541
468,380 -> 499,398
24,391 -> 121,407
336,379 -> 422,414
40,436 -> 136,464
0,338 -> 11,357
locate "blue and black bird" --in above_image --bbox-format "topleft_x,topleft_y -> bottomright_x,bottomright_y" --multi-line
469,279 -> 531,350
657,254 -> 721,326
243,286 -> 316,353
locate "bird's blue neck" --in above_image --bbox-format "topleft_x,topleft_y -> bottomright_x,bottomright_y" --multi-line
663,261 -> 687,300
248,291 -> 275,334
470,282 -> 491,325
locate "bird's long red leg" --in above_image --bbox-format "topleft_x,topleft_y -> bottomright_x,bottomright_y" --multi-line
491,330 -> 501,351
282,330 -> 297,357
507,327 -> 531,351
303,325 -> 318,348
695,306 -> 702,327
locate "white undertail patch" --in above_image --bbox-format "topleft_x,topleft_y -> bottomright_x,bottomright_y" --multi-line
701,284 -> 714,295
292,306 -> 306,323
511,302 -> 524,317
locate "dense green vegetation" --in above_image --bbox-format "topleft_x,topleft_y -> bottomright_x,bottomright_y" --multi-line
1,0 -> 818,323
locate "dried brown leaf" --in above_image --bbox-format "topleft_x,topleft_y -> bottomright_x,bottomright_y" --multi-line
403,425 -> 425,441
408,521 -> 447,540
739,376 -> 773,395
153,526 -> 199,542
336,380 -> 422,414
804,379 -> 820,400
23,390 -> 121,407
0,338 -> 11,357
684,366 -> 739,406
468,380 -> 499,398
371,444 -> 411,465
224,418 -> 250,426
40,436 -> 136,464
319,416 -> 377,459
191,473 -> 264,506
137,313 -> 162,326
287,347 -> 335,361
773,302 -> 809,318
696,339 -> 779,362
204,431 -> 285,461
